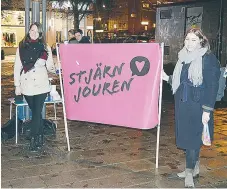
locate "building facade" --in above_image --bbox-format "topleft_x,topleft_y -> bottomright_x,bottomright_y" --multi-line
93,0 -> 156,37
128,0 -> 156,35
1,0 -> 93,55
155,0 -> 227,66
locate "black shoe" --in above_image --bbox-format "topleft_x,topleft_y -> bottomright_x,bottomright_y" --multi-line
36,134 -> 44,149
25,129 -> 31,140
29,137 -> 38,152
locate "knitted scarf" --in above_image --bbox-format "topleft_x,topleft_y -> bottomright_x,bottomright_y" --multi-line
172,46 -> 208,94
19,40 -> 48,73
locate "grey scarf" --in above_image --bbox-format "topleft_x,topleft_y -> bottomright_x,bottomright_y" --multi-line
172,46 -> 208,94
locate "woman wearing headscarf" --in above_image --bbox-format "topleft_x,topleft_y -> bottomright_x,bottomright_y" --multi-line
14,22 -> 55,152
162,28 -> 220,187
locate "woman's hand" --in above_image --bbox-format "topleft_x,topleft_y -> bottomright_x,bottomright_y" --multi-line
162,70 -> 169,81
202,111 -> 210,125
15,86 -> 22,95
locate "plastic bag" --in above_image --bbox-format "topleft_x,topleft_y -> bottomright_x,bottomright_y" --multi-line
202,123 -> 211,146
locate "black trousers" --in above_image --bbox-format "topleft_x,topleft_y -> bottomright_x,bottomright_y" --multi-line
24,93 -> 47,136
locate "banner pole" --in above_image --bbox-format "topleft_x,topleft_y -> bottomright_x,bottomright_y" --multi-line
156,43 -> 164,169
56,43 -> 71,151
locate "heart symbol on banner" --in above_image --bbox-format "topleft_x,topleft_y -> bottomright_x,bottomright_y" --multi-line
130,56 -> 150,76
135,61 -> 145,72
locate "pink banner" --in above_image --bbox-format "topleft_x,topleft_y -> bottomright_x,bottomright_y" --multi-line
59,43 -> 162,129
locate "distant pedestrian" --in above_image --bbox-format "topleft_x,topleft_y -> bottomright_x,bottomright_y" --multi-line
14,22 -> 56,152
162,28 -> 220,187
51,43 -> 57,56
68,29 -> 78,44
75,29 -> 90,43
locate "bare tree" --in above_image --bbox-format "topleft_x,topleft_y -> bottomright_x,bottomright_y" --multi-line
52,0 -> 115,29
50,0 -> 93,30
1,0 -> 24,10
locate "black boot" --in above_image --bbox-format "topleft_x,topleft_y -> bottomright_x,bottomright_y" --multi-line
36,134 -> 44,149
29,136 -> 38,152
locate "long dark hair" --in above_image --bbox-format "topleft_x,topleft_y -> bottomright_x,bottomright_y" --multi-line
185,28 -> 210,50
19,22 -> 47,49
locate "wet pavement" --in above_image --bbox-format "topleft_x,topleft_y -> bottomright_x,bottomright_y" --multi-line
1,60 -> 227,188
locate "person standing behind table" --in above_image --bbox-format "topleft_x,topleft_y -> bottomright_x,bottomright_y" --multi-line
68,29 -> 78,44
14,22 -> 56,152
162,28 -> 220,188
75,29 -> 90,43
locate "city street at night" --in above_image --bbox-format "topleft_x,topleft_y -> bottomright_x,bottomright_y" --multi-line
1,60 -> 227,188
1,0 -> 227,187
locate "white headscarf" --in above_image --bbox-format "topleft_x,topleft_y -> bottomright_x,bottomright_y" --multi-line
172,46 -> 208,94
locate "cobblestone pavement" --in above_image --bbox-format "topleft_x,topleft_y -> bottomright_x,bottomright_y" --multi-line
1,61 -> 227,188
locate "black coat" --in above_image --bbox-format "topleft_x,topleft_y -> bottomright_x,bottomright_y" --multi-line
79,36 -> 90,43
174,52 -> 220,150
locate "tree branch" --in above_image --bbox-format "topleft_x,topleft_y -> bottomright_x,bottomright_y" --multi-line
79,3 -> 90,22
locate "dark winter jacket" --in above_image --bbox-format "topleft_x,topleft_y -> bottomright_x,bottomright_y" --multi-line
79,36 -> 90,44
169,52 -> 220,149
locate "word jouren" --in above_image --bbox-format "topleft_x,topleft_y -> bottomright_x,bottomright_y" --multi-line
69,63 -> 134,103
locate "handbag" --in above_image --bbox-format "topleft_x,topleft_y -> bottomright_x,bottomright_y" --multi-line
43,119 -> 56,136
202,123 -> 211,146
1,116 -> 23,141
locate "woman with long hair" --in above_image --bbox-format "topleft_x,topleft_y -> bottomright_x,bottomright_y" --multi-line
162,28 -> 220,187
14,22 -> 55,152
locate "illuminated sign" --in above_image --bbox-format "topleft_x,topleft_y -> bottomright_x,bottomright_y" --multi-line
142,3 -> 150,8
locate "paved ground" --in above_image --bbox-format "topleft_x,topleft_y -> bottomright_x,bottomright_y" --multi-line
1,61 -> 227,188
